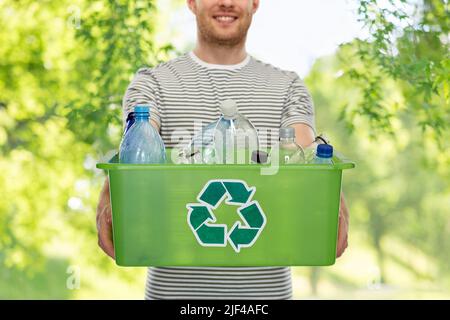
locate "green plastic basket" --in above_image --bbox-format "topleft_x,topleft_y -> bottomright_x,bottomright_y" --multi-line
97,148 -> 355,267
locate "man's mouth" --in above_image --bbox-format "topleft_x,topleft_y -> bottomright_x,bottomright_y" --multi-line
213,15 -> 238,24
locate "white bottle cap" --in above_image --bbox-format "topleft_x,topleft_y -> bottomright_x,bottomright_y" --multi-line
220,99 -> 238,119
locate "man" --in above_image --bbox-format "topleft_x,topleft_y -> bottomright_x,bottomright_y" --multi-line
97,0 -> 349,299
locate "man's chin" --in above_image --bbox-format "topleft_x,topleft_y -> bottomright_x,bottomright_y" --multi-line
209,31 -> 244,45
198,21 -> 248,46
211,36 -> 243,46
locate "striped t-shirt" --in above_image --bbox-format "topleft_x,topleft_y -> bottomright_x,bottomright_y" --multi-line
122,51 -> 315,300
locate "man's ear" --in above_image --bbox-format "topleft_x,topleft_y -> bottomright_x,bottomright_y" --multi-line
252,0 -> 260,14
187,0 -> 197,14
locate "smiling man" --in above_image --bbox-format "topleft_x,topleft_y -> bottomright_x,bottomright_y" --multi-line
96,0 -> 349,300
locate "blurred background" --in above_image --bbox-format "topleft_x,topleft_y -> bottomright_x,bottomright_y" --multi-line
0,0 -> 448,299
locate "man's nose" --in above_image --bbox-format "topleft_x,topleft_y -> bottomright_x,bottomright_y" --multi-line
217,0 -> 234,8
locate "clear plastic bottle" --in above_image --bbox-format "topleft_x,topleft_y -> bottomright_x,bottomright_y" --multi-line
185,120 -> 218,164
183,99 -> 259,164
313,144 -> 333,164
119,105 -> 166,164
270,127 -> 305,164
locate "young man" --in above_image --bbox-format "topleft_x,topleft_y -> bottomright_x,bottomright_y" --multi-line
97,0 -> 349,299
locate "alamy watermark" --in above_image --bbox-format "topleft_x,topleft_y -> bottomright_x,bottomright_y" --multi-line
100,120 -> 286,175
67,5 -> 81,30
66,265 -> 81,290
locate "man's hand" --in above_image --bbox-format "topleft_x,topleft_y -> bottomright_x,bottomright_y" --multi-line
336,193 -> 349,258
96,177 -> 115,259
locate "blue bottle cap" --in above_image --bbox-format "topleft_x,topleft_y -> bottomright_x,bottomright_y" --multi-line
317,144 -> 333,158
134,105 -> 150,114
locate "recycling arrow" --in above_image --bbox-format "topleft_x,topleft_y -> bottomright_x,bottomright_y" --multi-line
186,179 -> 266,253
228,201 -> 266,252
199,181 -> 227,208
222,181 -> 254,204
188,205 -> 213,230
187,205 -> 226,246
238,202 -> 265,228
228,222 -> 260,253
196,224 -> 226,246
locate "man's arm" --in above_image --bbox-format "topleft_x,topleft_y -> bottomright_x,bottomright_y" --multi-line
290,123 -> 315,148
290,122 -> 349,259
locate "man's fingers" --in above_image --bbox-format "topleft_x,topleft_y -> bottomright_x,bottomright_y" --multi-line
336,213 -> 348,258
336,235 -> 348,258
98,226 -> 115,259
336,235 -> 347,258
97,207 -> 115,259
105,210 -> 112,225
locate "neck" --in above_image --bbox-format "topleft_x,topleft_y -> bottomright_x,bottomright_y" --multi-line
193,37 -> 247,65
135,115 -> 149,121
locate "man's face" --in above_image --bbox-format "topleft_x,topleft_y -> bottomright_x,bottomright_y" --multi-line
188,0 -> 259,46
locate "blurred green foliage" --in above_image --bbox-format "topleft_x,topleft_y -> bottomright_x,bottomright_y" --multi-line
339,0 -> 449,145
0,0 -> 449,298
303,0 -> 449,291
0,0 -> 173,284
306,51 -> 450,288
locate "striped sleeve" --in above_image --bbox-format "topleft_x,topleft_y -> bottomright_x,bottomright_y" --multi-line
281,74 -> 316,134
122,67 -> 162,129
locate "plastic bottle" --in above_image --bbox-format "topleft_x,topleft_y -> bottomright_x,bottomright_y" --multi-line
119,105 -> 166,164
313,144 -> 333,164
184,99 -> 259,164
271,127 -> 305,164
185,120 -> 218,164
